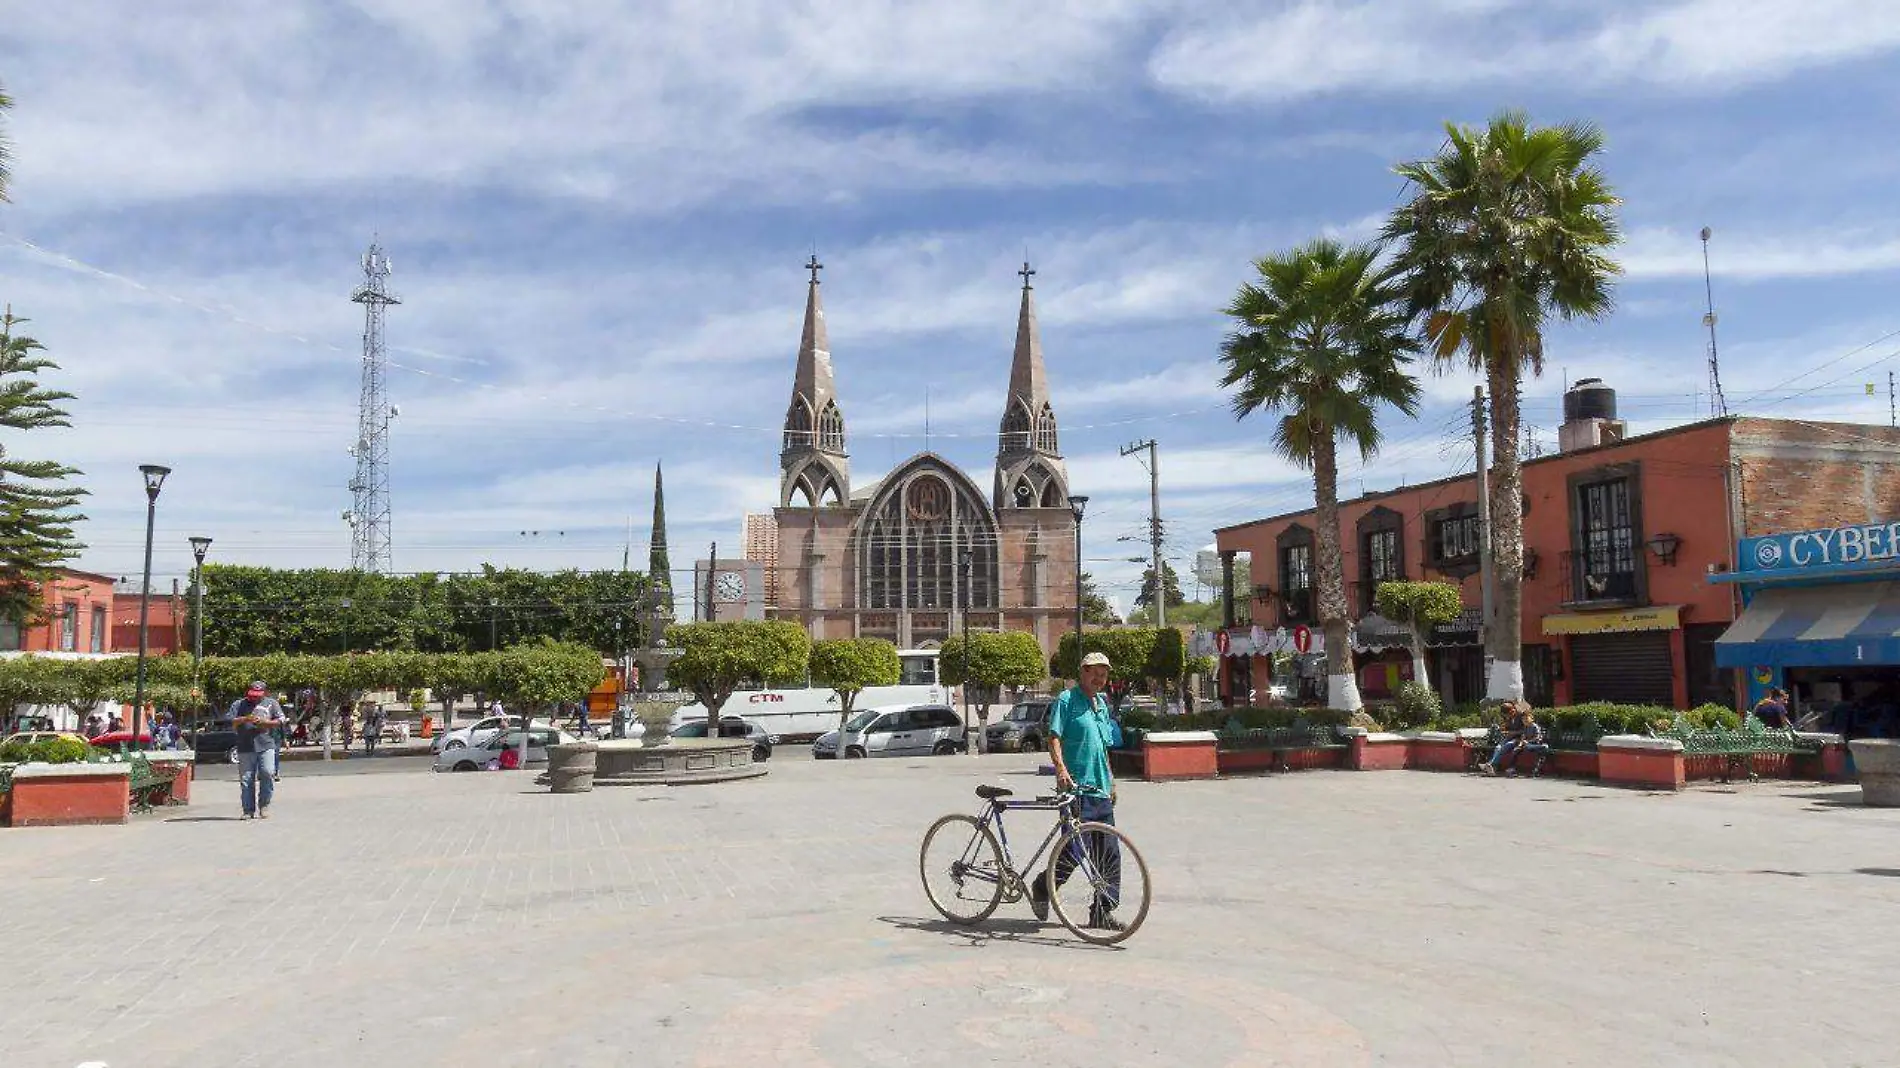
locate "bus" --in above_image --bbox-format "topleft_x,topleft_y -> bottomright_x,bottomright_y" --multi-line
670,648 -> 947,741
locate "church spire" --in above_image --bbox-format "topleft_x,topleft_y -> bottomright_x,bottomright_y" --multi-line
780,255 -> 850,508
995,262 -> 1068,510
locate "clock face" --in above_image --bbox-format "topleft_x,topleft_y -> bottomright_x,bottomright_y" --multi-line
715,570 -> 747,602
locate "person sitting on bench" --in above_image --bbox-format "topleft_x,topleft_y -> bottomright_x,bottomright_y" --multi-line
1484,701 -> 1550,778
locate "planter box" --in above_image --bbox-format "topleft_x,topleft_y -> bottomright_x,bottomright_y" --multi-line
1407,732 -> 1469,772
146,751 -> 195,805
1142,731 -> 1218,782
1349,731 -> 1410,771
6,764 -> 132,826
1598,735 -> 1685,791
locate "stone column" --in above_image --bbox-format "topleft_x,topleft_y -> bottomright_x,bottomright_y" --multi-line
1220,550 -> 1237,628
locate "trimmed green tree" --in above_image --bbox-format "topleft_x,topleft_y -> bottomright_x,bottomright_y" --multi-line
1220,238 -> 1422,711
1051,628 -> 1161,712
665,620 -> 811,728
1384,112 -> 1621,701
1373,580 -> 1465,693
938,630 -> 1046,752
809,637 -> 901,756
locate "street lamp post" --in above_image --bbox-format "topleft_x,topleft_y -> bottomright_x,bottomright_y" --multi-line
131,464 -> 171,751
960,547 -> 974,757
1069,495 -> 1089,671
189,536 -> 212,728
489,597 -> 499,651
340,597 -> 353,654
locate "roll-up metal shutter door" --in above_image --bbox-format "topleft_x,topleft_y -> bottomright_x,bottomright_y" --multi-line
1569,631 -> 1675,706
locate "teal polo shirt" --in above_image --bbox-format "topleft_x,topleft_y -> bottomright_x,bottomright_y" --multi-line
1048,685 -> 1115,798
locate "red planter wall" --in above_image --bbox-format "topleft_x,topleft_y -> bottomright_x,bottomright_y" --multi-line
1143,737 -> 1218,781
7,768 -> 131,826
1408,737 -> 1469,772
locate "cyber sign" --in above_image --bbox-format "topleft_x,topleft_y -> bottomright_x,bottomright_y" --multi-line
1740,519 -> 1900,575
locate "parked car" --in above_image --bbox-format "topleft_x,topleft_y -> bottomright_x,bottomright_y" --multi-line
983,699 -> 1053,753
191,721 -> 240,764
669,717 -> 776,761
812,704 -> 966,759
433,726 -> 578,772
432,715 -> 552,754
2,730 -> 88,748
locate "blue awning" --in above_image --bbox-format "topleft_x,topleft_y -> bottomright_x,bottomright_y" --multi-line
1715,581 -> 1900,668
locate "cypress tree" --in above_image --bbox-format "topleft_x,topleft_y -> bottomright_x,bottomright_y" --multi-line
648,461 -> 672,619
0,309 -> 87,624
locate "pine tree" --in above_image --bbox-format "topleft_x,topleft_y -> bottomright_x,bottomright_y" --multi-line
0,309 -> 87,624
648,460 -> 672,618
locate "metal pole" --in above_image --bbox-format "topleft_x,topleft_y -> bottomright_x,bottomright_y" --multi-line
1473,386 -> 1494,683
489,598 -> 498,651
706,541 -> 718,623
1070,496 -> 1088,674
131,493 -> 158,751
961,548 -> 974,757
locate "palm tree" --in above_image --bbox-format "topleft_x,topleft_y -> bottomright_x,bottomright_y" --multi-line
1383,111 -> 1622,702
1219,238 -> 1421,712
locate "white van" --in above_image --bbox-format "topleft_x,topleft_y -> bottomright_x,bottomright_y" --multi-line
811,703 -> 966,759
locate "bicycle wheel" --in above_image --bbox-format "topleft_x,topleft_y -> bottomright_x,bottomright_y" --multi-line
919,814 -> 1007,925
1046,821 -> 1151,946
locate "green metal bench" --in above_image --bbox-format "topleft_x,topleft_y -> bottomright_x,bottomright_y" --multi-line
1650,717 -> 1821,783
126,756 -> 183,813
1218,722 -> 1347,772
1467,717 -> 1608,774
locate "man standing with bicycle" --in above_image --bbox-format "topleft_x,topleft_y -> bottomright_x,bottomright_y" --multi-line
1032,651 -> 1123,931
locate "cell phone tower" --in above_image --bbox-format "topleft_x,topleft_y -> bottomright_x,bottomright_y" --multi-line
345,242 -> 400,572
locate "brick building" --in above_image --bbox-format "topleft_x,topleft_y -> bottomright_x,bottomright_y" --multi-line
0,567 -> 119,654
111,580 -> 187,656
1211,380 -> 1900,710
768,262 -> 1079,653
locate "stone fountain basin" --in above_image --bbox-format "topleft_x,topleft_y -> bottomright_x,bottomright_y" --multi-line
594,737 -> 765,786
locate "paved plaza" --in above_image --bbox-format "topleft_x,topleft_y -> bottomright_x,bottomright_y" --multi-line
4,756 -> 1898,1067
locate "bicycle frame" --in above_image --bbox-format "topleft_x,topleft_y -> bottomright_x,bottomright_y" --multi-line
952,793 -> 1104,898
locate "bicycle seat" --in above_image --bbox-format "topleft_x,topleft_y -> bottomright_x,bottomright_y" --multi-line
974,785 -> 1013,800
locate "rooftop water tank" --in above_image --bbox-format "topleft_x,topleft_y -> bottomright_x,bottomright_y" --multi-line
1563,378 -> 1618,424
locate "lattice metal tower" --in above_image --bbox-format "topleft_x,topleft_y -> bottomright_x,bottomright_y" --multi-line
346,242 -> 399,572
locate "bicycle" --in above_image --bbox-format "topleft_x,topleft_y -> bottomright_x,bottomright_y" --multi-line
919,783 -> 1151,946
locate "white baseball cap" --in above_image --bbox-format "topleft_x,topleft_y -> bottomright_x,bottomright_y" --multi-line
1080,651 -> 1111,668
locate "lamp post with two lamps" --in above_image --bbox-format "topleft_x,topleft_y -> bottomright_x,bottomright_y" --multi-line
1069,495 -> 1089,667
188,536 -> 212,727
131,464 -> 171,751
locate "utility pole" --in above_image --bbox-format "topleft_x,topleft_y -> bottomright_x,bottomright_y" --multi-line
705,541 -> 718,623
1891,371 -> 1895,429
1120,438 -> 1165,629
1472,387 -> 1494,666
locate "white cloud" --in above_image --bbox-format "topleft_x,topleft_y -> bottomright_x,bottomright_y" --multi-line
1621,226 -> 1900,281
1149,0 -> 1900,102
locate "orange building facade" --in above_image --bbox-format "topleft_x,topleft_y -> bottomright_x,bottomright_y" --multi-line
1211,388 -> 1900,711
0,568 -> 119,654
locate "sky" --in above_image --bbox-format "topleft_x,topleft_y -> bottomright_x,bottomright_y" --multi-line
4,0 -> 1900,614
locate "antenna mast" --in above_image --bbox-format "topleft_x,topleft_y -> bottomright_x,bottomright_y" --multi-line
1700,226 -> 1728,417
347,242 -> 400,572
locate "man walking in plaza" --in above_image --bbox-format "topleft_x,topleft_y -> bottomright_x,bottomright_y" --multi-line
229,680 -> 287,819
1031,650 -> 1124,931
364,704 -> 386,756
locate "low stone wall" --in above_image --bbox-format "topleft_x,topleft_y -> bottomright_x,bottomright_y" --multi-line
1598,735 -> 1686,791
1407,732 -> 1469,772
147,750 -> 195,805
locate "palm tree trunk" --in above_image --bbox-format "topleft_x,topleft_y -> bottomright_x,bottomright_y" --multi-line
1486,367 -> 1526,702
1311,431 -> 1362,711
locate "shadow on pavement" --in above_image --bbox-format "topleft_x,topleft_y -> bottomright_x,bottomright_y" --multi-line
876,914 -> 1114,952
163,815 -> 245,823
1855,867 -> 1900,878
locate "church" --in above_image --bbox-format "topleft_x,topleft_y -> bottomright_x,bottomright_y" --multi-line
766,259 -> 1082,654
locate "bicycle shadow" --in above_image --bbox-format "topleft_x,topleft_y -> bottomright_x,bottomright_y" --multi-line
876,914 -> 1118,952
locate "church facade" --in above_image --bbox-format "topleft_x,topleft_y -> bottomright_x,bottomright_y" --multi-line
769,260 -> 1081,654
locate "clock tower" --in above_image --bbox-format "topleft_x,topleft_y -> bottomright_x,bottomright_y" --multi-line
694,558 -> 765,622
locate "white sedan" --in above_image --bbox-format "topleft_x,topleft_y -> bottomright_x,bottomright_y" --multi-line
431,715 -> 554,754
433,726 -> 579,772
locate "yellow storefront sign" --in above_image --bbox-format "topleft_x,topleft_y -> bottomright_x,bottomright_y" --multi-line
1541,605 -> 1682,636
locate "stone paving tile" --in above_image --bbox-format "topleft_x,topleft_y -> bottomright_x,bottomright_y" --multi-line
3,758 -> 1897,1067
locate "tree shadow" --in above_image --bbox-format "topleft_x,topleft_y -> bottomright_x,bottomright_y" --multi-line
1854,867 -> 1900,878
162,815 -> 245,823
875,914 -> 1114,952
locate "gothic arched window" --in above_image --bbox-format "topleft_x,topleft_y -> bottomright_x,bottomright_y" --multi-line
1001,401 -> 1032,453
857,463 -> 998,612
1034,402 -> 1059,453
783,397 -> 814,450
818,399 -> 846,452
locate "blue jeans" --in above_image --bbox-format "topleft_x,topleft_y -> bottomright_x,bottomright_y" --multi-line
1491,740 -> 1550,774
1052,794 -> 1122,912
239,749 -> 278,814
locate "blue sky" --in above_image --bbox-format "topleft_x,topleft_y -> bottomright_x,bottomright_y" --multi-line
5,1 -> 1900,613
